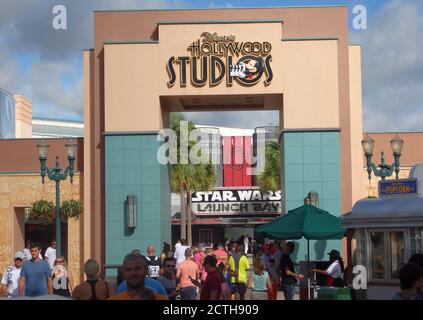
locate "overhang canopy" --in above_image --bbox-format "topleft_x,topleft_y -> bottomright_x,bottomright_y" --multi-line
342,197 -> 423,229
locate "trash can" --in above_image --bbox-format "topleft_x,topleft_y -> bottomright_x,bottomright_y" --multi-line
299,285 -> 315,300
299,285 -> 322,300
317,287 -> 352,300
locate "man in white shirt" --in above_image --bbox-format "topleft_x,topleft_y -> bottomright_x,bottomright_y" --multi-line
23,240 -> 32,262
173,239 -> 190,268
0,252 -> 24,298
44,240 -> 57,271
243,235 -> 249,255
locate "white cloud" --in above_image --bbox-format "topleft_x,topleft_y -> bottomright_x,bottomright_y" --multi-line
181,0 -> 423,131
351,0 -> 423,132
2,0 -> 422,130
0,42 -> 83,119
0,0 -> 187,120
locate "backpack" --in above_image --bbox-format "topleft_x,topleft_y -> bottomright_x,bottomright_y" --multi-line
145,256 -> 161,278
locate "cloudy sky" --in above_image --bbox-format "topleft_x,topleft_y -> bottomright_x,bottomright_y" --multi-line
0,0 -> 422,131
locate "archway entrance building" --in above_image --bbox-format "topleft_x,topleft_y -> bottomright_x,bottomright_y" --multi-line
83,6 -> 364,275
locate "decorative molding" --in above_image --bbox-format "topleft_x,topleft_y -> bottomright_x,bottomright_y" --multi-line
158,19 -> 283,25
103,131 -> 160,136
104,40 -> 158,45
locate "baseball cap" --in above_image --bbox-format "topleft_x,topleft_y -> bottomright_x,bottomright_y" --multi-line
327,249 -> 341,258
15,251 -> 25,260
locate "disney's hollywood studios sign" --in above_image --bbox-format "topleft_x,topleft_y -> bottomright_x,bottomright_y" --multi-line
166,32 -> 273,87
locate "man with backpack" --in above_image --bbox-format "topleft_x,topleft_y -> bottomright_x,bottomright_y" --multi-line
144,245 -> 162,280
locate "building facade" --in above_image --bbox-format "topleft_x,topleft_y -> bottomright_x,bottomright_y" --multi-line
32,117 -> 84,138
83,6 -> 364,275
0,138 -> 84,282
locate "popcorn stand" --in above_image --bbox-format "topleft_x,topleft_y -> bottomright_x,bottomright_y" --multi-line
343,165 -> 423,299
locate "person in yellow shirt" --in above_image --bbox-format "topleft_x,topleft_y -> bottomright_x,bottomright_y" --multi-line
109,253 -> 168,300
228,245 -> 250,300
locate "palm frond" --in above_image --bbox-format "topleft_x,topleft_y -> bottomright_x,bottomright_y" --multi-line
169,113 -> 217,193
258,140 -> 281,192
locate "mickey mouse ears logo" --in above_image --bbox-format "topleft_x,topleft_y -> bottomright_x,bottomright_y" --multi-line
230,56 -> 265,85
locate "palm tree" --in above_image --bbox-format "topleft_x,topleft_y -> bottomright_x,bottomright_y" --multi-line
169,113 -> 216,245
258,140 -> 281,192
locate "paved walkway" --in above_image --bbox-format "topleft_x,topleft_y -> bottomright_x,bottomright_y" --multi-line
245,254 -> 300,300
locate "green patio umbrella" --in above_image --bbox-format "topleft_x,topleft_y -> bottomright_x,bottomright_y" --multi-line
256,204 -> 345,240
256,204 -> 345,299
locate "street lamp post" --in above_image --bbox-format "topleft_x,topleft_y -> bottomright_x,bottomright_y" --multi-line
361,134 -> 404,181
36,139 -> 77,257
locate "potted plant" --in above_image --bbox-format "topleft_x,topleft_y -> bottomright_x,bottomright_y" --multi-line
30,199 -> 55,222
61,199 -> 82,220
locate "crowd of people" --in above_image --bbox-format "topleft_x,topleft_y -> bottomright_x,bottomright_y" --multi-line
1,239 -> 65,298
1,238 -> 422,300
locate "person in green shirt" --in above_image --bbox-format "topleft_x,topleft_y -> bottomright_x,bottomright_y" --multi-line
228,245 -> 250,300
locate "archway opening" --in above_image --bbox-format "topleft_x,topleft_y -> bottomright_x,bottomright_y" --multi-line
163,94 -> 283,249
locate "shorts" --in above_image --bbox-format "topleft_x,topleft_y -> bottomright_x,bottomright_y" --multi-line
180,286 -> 198,300
232,283 -> 247,296
251,290 -> 268,300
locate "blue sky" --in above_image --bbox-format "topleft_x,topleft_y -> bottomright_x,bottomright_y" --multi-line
0,0 -> 422,131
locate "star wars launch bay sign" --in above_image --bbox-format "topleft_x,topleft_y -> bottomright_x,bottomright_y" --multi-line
191,188 -> 282,215
167,32 -> 273,87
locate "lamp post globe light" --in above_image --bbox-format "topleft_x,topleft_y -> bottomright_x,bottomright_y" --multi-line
36,139 -> 77,257
361,134 -> 404,181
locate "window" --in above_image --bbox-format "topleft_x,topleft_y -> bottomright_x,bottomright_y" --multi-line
410,228 -> 423,255
352,229 -> 366,267
368,229 -> 406,282
370,232 -> 386,280
389,231 -> 404,280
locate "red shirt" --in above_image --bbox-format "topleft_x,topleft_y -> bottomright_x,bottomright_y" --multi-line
200,269 -> 222,300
